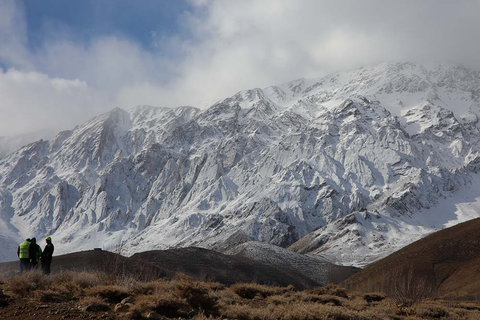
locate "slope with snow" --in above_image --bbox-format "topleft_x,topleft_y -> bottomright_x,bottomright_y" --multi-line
227,241 -> 358,285
0,62 -> 479,265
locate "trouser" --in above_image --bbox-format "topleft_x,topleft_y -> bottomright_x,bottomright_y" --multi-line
42,259 -> 52,275
19,258 -> 30,273
31,260 -> 39,269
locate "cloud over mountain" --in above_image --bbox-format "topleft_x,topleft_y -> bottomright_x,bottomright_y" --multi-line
1,0 -> 480,136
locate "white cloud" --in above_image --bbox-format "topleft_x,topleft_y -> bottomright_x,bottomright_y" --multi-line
161,0 -> 480,106
0,69 -> 107,136
1,0 -> 480,137
34,37 -> 173,92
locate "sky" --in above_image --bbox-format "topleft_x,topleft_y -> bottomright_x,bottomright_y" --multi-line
1,0 -> 480,136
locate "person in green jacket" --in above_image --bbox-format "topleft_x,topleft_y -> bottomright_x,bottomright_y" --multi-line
17,238 -> 31,273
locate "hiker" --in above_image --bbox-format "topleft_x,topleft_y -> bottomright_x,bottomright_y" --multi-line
17,238 -> 31,273
29,237 -> 42,269
41,236 -> 54,275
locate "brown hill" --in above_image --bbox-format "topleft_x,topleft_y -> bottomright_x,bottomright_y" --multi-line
0,246 -> 355,289
129,247 -> 319,288
343,218 -> 480,300
0,250 -> 159,280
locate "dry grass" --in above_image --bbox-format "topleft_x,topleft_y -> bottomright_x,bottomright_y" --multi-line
1,270 -> 480,319
134,292 -> 190,317
308,284 -> 349,298
4,270 -> 46,297
363,292 -> 386,303
230,282 -> 293,299
79,296 -> 111,312
175,277 -> 220,316
35,289 -> 71,303
86,284 -> 131,303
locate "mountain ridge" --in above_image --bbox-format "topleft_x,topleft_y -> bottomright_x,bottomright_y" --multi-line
0,62 -> 479,265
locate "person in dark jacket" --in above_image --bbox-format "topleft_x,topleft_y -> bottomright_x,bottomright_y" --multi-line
41,237 -> 54,275
17,238 -> 31,273
29,237 -> 42,269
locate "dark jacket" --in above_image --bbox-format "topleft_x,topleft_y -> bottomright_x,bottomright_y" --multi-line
42,243 -> 54,261
29,243 -> 42,263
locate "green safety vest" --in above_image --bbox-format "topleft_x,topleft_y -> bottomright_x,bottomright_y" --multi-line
19,241 -> 30,259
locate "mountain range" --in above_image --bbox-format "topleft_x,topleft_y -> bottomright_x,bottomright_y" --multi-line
0,62 -> 479,265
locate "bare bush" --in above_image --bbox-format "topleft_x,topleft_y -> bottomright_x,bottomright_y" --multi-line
386,267 -> 435,307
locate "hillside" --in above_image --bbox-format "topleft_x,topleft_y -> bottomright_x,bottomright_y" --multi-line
0,246 -> 355,288
227,241 -> 358,285
343,218 -> 480,300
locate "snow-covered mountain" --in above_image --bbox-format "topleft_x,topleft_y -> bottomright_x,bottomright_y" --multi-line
1,62 -> 480,265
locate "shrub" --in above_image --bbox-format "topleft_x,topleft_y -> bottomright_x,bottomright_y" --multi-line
221,303 -> 269,320
363,293 -> 385,303
317,294 -> 343,306
309,285 -> 349,299
5,277 -> 33,297
50,271 -> 104,289
230,283 -> 287,299
71,272 -> 105,288
175,278 -> 219,316
134,292 -> 190,318
5,271 -> 47,297
294,292 -> 343,306
417,305 -> 448,318
130,281 -> 157,295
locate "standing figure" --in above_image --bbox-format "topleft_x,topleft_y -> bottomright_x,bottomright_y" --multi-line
17,238 -> 31,273
29,238 -> 42,269
41,237 -> 54,275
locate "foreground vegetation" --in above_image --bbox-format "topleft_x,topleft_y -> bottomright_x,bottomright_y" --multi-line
0,271 -> 479,320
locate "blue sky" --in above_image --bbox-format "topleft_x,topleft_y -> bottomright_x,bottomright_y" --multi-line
23,0 -> 194,52
0,0 -> 479,136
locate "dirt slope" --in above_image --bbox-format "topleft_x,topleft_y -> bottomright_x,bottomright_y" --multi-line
343,218 -> 480,299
